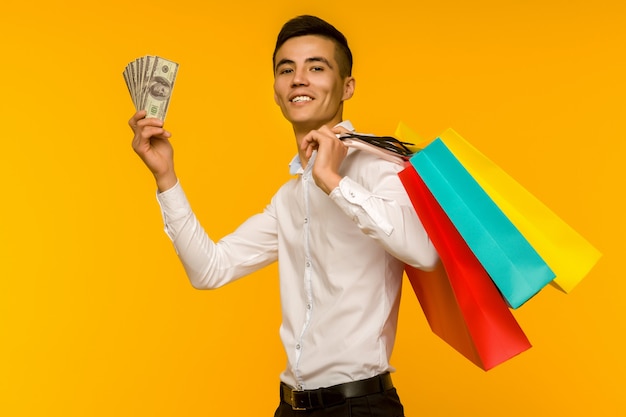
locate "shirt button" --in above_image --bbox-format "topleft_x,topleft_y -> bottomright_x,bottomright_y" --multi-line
296,344 -> 301,350
304,217 -> 308,224
307,304 -> 312,310
306,261 -> 311,268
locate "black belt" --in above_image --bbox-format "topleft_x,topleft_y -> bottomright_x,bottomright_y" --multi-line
280,373 -> 394,411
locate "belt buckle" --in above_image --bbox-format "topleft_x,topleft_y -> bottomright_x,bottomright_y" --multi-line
290,390 -> 307,411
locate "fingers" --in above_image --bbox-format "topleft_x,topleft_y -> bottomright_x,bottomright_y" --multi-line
128,110 -> 169,135
128,110 -> 147,132
301,133 -> 319,159
301,126 -> 342,157
133,126 -> 170,145
301,126 -> 347,194
130,113 -> 172,161
132,126 -> 171,154
130,111 -> 169,138
300,126 -> 348,166
331,125 -> 352,136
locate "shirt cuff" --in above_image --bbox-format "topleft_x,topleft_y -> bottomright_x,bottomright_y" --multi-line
156,180 -> 192,239
330,177 -> 395,236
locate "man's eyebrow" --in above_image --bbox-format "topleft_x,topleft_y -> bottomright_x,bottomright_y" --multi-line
275,56 -> 334,70
275,58 -> 295,70
305,56 -> 334,68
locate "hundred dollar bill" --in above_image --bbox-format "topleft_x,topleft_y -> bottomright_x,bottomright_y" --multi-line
141,56 -> 178,121
123,55 -> 178,121
123,69 -> 133,107
138,56 -> 152,109
123,61 -> 138,108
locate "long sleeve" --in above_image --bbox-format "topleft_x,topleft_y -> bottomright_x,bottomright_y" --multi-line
328,152 -> 439,270
156,182 -> 278,289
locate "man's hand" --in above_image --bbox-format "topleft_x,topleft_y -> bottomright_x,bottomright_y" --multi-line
301,125 -> 351,194
129,110 -> 178,192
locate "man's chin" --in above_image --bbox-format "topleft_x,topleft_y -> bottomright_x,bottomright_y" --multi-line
286,113 -> 320,127
289,118 -> 324,132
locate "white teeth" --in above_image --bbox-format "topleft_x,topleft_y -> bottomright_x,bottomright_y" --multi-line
291,96 -> 312,102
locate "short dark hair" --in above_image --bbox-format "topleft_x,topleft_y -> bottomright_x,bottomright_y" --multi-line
273,15 -> 353,78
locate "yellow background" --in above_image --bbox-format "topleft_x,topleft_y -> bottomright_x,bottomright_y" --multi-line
1,0 -> 624,416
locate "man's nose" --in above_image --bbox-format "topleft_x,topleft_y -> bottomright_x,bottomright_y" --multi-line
291,68 -> 309,87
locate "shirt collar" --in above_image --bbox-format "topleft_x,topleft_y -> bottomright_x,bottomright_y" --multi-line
288,120 -> 355,175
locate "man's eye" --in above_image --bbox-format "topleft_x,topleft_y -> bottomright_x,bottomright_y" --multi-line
279,68 -> 293,75
311,66 -> 324,72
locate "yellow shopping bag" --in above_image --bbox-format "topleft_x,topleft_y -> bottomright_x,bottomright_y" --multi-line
396,122 -> 602,293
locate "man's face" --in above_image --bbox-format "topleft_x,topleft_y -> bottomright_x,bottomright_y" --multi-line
273,35 -> 354,132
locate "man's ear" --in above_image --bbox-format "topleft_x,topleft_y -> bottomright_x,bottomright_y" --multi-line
342,77 -> 355,101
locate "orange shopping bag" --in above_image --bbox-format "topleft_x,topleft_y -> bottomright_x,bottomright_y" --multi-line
400,164 -> 531,370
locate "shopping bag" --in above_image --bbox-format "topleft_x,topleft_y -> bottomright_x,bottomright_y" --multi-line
410,139 -> 555,308
396,123 -> 601,293
399,165 -> 531,370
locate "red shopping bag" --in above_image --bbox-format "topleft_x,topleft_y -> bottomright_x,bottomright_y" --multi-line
399,164 -> 531,370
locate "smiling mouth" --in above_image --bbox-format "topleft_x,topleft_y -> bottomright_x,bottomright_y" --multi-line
291,96 -> 313,103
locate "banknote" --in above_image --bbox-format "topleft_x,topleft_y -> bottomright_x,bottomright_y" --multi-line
123,55 -> 178,121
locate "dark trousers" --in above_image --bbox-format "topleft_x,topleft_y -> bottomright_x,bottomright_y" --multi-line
273,388 -> 405,417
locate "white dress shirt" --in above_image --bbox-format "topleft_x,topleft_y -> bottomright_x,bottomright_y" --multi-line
156,121 -> 438,390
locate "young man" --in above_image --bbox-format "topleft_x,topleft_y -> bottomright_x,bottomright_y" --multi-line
129,15 -> 437,417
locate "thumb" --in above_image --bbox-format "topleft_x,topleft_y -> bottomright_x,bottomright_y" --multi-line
331,125 -> 352,136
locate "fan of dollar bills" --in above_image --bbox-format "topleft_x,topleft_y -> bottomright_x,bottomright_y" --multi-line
123,56 -> 179,121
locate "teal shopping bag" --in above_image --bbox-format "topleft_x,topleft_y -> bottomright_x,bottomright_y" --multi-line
410,139 -> 555,308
